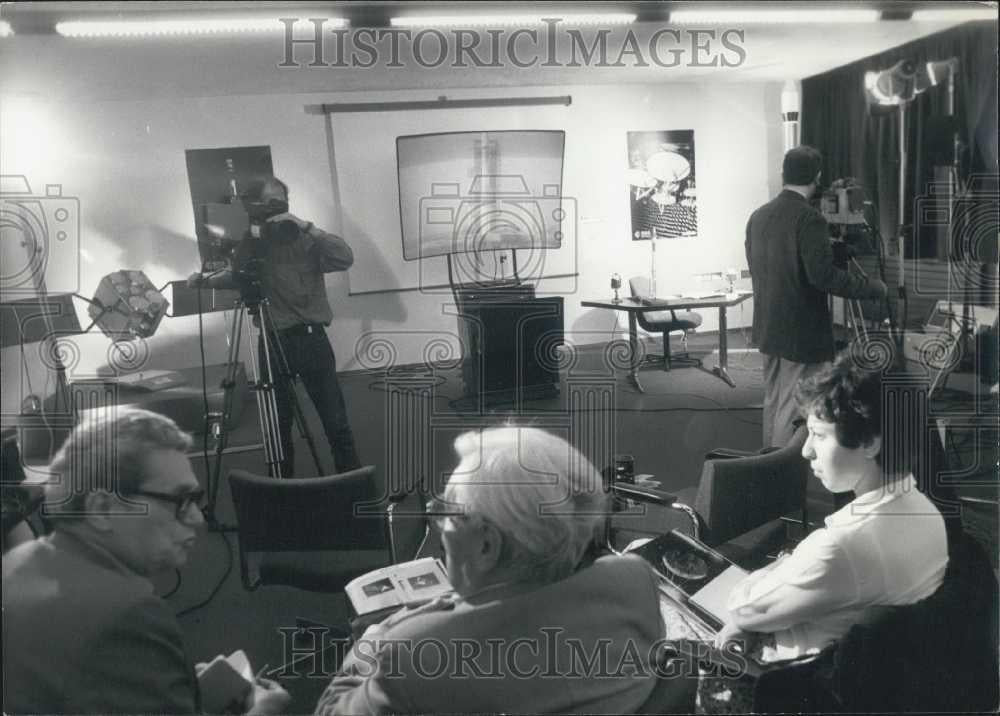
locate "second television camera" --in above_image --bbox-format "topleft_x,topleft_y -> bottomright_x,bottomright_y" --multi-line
820,177 -> 867,226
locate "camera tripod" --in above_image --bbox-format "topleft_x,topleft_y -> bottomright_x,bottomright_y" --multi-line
203,296 -> 323,525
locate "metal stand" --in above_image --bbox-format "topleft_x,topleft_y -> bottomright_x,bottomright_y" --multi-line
204,297 -> 322,525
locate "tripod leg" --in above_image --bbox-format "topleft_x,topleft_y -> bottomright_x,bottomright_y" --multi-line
205,303 -> 248,526
246,310 -> 286,478
257,306 -> 324,477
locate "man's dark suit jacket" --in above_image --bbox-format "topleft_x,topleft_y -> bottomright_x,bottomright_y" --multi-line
746,190 -> 878,364
2,531 -> 199,714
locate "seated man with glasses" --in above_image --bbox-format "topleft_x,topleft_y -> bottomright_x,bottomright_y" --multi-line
316,426 -> 673,715
2,408 -> 289,715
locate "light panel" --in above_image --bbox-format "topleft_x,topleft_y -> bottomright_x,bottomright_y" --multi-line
911,8 -> 998,21
55,17 -> 348,38
390,13 -> 636,27
669,9 -> 880,23
0,21 -> 13,37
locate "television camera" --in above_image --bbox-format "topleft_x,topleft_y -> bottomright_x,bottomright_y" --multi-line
819,177 -> 895,343
820,177 -> 867,226
197,193 -> 298,305
193,186 -> 323,492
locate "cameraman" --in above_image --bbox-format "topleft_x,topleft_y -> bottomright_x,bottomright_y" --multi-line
188,176 -> 360,477
746,146 -> 887,448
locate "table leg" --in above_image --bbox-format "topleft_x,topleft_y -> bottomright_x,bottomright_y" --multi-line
712,306 -> 736,388
628,312 -> 644,393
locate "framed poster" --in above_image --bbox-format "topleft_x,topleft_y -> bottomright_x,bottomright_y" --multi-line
627,130 -> 697,240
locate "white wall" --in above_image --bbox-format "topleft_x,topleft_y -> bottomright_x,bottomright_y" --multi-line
1,80 -> 780,413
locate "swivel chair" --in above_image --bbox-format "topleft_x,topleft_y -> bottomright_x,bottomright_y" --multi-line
628,276 -> 703,370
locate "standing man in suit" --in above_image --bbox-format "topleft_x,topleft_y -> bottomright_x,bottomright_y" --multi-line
746,146 -> 887,447
2,408 -> 290,715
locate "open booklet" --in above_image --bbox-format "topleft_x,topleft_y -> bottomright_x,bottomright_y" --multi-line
345,557 -> 453,617
628,530 -> 748,634
197,649 -> 254,715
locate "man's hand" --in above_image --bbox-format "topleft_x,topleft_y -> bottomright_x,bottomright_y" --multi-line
267,212 -> 308,230
714,622 -> 763,654
186,272 -> 205,289
244,677 -> 291,715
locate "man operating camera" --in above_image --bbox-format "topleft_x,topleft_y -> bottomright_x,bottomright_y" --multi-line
188,176 -> 360,477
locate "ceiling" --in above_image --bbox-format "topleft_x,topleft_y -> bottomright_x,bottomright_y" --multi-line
0,1 -> 995,101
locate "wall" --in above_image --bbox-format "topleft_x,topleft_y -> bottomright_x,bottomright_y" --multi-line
1,80 -> 781,413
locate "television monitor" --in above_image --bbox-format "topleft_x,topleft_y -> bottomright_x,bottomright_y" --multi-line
397,130 -> 566,261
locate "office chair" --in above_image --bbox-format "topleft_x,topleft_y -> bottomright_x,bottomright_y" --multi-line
688,426 -> 812,567
628,276 -> 702,370
228,465 -> 427,592
602,477 -> 701,554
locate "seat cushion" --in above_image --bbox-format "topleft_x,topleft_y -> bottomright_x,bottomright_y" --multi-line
642,310 -> 703,331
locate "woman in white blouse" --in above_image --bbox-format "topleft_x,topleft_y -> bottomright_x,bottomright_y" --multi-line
715,352 -> 950,663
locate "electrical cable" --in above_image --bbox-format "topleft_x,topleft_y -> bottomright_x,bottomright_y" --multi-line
196,281 -> 213,504
160,569 -> 183,599
175,530 -> 235,618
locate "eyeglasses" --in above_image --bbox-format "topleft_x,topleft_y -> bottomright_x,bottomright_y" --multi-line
425,497 -> 498,534
129,489 -> 205,520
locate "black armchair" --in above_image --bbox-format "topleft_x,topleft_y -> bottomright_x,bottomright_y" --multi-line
228,465 -> 427,592
629,276 -> 703,370
690,427 -> 812,567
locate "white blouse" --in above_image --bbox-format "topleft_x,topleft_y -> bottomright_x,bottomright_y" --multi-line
727,475 -> 949,661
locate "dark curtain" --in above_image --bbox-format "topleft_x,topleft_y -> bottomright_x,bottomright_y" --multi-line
801,21 -> 998,263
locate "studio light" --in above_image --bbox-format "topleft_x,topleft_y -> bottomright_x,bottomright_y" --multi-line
865,58 -> 959,107
55,17 -> 348,38
390,13 -> 636,27
87,270 -> 169,340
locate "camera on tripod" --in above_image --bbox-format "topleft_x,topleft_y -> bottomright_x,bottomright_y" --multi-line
196,193 -> 298,304
820,177 -> 867,226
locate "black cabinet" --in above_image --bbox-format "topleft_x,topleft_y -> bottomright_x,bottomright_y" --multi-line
455,287 -> 563,400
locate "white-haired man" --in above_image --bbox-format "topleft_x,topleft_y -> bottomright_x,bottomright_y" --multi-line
316,426 -> 674,715
2,408 -> 289,715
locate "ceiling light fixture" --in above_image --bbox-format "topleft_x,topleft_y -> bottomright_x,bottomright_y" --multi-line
390,13 -> 636,27
910,8 -> 998,21
668,9 -> 880,23
55,17 -> 348,38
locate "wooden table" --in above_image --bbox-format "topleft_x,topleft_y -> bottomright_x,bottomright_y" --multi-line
581,292 -> 753,391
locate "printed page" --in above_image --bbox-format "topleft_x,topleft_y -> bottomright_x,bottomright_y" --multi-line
689,564 -> 749,627
345,558 -> 452,615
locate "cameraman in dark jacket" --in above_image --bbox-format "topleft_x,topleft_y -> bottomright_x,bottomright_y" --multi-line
188,176 -> 360,476
746,147 -> 887,447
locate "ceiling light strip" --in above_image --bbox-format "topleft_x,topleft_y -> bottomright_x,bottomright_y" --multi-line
55,17 -> 347,38
390,14 -> 636,27
910,8 -> 998,21
669,9 -> 880,23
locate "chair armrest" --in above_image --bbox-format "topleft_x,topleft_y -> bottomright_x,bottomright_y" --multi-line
611,483 -> 677,506
705,445 -> 782,461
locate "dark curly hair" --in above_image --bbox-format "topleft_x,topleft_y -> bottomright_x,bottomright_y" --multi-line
795,351 -> 883,453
